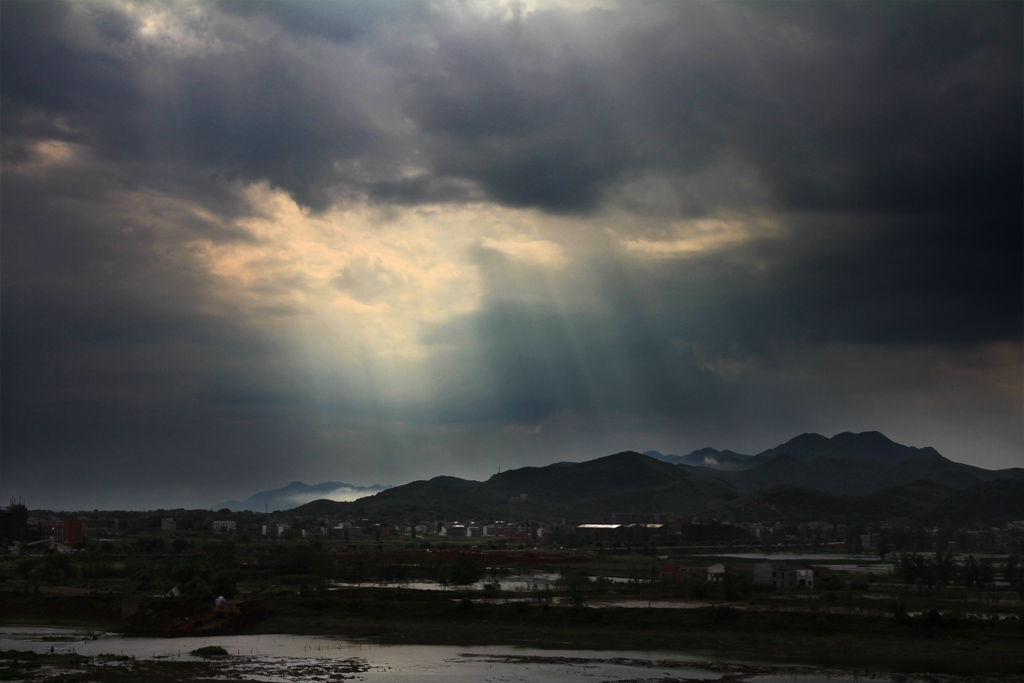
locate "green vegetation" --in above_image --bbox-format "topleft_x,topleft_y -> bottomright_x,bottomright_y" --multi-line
722,480 -> 960,525
921,479 -> 1024,528
190,645 -> 228,657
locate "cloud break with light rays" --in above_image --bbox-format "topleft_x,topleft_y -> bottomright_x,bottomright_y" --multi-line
1,0 -> 1021,510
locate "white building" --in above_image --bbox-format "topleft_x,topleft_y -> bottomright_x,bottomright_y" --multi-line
706,563 -> 726,583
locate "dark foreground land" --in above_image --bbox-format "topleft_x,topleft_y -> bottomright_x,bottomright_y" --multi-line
2,544 -> 1023,680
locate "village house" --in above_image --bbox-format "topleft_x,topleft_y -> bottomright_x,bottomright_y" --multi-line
706,562 -> 726,582
440,523 -> 467,537
752,561 -> 816,589
238,522 -> 262,537
212,520 -> 236,534
332,522 -> 363,539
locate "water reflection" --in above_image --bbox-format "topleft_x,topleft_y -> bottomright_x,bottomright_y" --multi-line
1,625 -> 900,683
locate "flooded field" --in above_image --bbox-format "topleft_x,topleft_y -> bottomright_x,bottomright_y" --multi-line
692,554 -> 895,575
692,553 -> 886,562
0,625 -> 916,682
811,563 -> 894,574
332,570 -> 562,592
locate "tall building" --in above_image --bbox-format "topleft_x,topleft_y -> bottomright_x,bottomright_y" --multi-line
0,500 -> 28,544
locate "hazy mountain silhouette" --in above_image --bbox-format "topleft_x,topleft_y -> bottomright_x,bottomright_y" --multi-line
212,480 -> 390,512
645,448 -> 752,470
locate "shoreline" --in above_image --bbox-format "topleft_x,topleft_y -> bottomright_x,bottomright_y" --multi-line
3,591 -> 1022,677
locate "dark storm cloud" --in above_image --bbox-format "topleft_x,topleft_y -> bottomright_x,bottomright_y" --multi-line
389,2 -> 1021,217
1,1 -> 1021,507
755,215 -> 1023,347
1,0 -> 395,212
638,2 -> 1024,217
0,167 -> 304,458
394,8 -> 645,212
391,1 -> 1021,352
4,1 -> 1018,221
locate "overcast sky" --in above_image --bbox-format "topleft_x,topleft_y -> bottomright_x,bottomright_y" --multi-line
2,0 -> 1021,511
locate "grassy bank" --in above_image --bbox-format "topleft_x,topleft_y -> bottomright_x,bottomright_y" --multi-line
0,593 -> 124,630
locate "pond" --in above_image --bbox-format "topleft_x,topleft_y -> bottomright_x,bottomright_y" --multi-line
1,625 -> 904,683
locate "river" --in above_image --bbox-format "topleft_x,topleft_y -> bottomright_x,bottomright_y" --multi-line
1,625 -> 907,682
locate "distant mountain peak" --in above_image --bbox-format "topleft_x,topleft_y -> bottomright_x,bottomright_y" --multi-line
780,432 -> 831,448
758,431 -> 942,465
648,431 -> 944,474
841,431 -> 893,442
832,431 -> 896,447
429,475 -> 475,485
645,447 -> 751,472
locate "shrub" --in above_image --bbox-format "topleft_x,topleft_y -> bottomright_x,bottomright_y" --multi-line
211,570 -> 237,599
449,556 -> 483,585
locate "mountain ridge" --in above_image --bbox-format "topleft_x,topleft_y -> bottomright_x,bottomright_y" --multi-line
285,432 -> 1021,526
293,451 -> 741,521
646,431 -> 943,472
